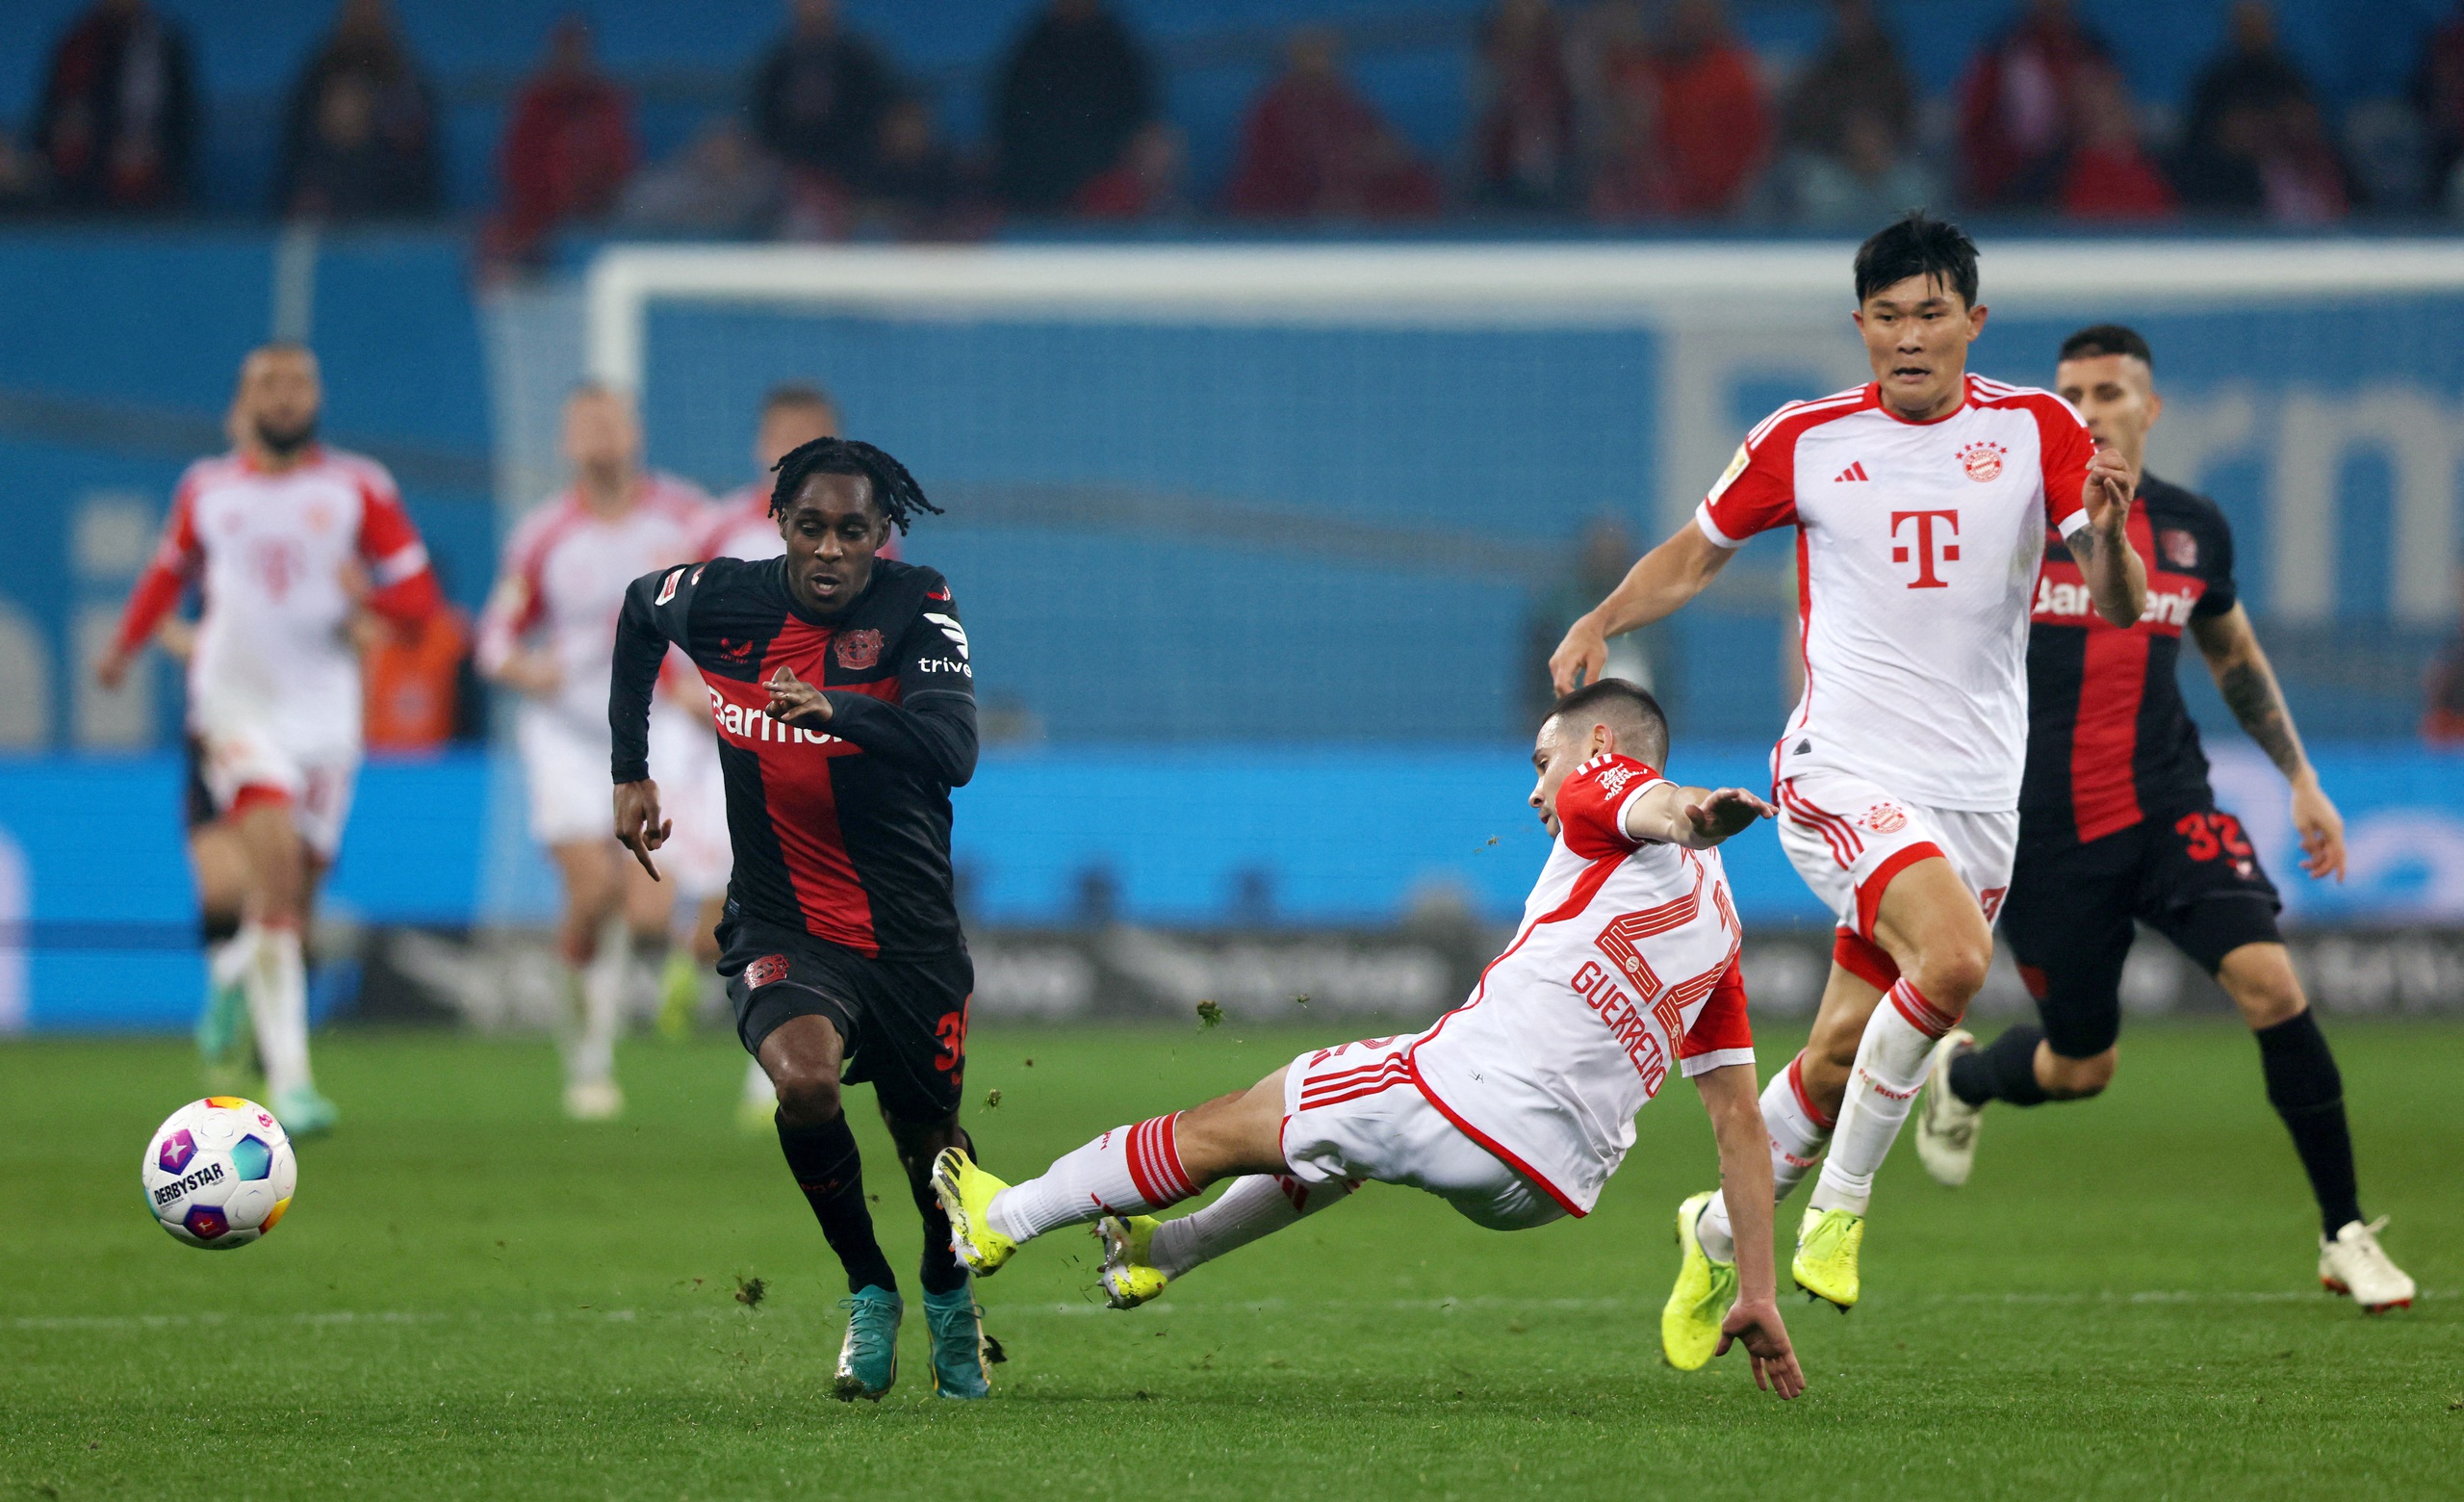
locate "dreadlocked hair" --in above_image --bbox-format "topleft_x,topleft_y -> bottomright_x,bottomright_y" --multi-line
767,437 -> 944,534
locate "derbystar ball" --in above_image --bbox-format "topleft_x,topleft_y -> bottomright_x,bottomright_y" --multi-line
141,1097 -> 298,1250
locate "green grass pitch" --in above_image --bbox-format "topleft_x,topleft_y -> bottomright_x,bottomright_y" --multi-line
3,1019 -> 2456,1500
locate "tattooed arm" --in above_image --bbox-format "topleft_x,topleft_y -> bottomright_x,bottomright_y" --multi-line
2190,603 -> 2345,881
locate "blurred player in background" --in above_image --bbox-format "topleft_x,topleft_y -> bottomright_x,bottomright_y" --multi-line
475,384 -> 709,1121
657,383 -> 849,1134
1552,213 -> 2145,1334
933,682 -> 1805,1400
98,344 -> 443,1135
1914,324 -> 2415,1311
610,437 -> 990,1401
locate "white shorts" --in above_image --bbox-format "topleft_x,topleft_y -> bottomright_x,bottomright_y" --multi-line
517,712 -> 613,849
650,711 -> 731,900
200,729 -> 357,863
1772,766 -> 2015,940
1280,1032 -> 1565,1232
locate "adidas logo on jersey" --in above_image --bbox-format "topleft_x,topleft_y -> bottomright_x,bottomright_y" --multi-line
1833,462 -> 1871,482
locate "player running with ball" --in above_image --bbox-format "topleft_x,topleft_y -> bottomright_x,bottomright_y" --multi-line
610,438 -> 995,1402
1912,324 -> 2414,1311
934,681 -> 1808,1400
1551,213 -> 2145,1354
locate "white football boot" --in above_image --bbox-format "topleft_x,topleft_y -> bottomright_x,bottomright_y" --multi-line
1913,1028 -> 1982,1188
2319,1217 -> 2415,1312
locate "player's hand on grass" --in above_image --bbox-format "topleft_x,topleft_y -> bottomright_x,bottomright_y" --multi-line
613,780 -> 670,881
764,666 -> 834,728
1685,788 -> 1777,847
1716,1297 -> 1805,1400
2291,774 -> 2346,883
2081,446 -> 2134,536
1549,614 -> 1609,695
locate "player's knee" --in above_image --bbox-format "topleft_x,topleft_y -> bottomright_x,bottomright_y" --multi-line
1912,933 -> 1991,1009
2220,945 -> 2305,1030
2041,1048 -> 2115,1100
771,1064 -> 843,1126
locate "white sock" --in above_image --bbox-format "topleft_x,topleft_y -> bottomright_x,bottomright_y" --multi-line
567,927 -> 626,1087
741,1055 -> 777,1107
248,922 -> 312,1099
1699,1057 -> 1835,1263
986,1114 -> 1199,1243
1810,978 -> 1955,1216
207,929 -> 257,994
1150,1174 -> 1354,1278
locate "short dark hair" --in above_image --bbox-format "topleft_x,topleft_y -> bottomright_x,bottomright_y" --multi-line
2058,324 -> 2153,369
1854,211 -> 1980,308
762,382 -> 838,419
769,436 -> 945,533
1544,679 -> 1670,767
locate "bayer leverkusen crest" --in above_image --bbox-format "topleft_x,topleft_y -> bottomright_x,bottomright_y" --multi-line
745,954 -> 790,989
834,628 -> 885,671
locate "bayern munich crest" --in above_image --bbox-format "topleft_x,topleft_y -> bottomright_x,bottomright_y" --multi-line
745,954 -> 790,989
834,628 -> 885,671
1957,442 -> 2006,482
1862,801 -> 1909,834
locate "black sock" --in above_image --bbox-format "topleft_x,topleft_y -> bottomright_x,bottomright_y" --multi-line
776,1112 -> 898,1295
2254,1010 -> 2363,1237
905,1127 -> 971,1297
201,910 -> 242,946
1948,1024 -> 2050,1107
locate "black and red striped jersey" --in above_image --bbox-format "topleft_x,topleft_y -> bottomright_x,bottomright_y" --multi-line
610,555 -> 976,959
2018,474 -> 2237,847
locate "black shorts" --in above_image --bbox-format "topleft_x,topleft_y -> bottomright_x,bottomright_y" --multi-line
718,915 -> 972,1125
183,735 -> 217,831
2001,806 -> 2282,1059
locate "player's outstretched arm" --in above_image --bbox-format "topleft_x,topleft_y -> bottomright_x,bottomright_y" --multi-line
2073,448 -> 2148,628
1622,784 -> 1777,850
1551,522 -> 1734,694
2192,603 -> 2345,881
606,568 -> 684,872
1695,1062 -> 1804,1399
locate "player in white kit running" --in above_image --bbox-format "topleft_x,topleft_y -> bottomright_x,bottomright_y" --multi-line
98,344 -> 442,1136
1552,215 -> 2146,1340
931,682 -> 1808,1399
656,385 -> 851,1139
475,385 -> 710,1120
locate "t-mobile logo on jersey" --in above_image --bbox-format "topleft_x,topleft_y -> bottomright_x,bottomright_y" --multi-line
1889,509 -> 1962,589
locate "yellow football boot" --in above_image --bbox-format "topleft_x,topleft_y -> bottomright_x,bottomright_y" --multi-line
1098,1215 -> 1169,1309
1660,1191 -> 1737,1371
931,1147 -> 1017,1275
1791,1204 -> 1863,1310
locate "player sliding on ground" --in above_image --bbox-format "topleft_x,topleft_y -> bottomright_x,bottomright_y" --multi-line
610,437 -> 998,1402
1552,213 -> 2147,1346
934,681 -> 1808,1400
1913,324 -> 2414,1311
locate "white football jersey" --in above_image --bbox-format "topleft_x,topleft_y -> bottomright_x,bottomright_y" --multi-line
1408,754 -> 1753,1217
475,475 -> 711,739
1696,376 -> 2094,812
117,447 -> 434,760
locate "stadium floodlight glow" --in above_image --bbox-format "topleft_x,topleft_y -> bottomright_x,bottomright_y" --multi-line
583,240 -> 2464,625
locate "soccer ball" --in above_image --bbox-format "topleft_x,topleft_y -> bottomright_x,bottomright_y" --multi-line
141,1096 -> 298,1250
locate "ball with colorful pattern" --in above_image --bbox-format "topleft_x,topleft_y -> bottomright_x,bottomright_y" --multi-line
140,1096 -> 298,1250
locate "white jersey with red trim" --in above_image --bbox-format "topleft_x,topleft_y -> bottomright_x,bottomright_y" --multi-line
135,447 -> 431,760
1695,376 -> 2095,812
1405,754 -> 1753,1216
475,475 -> 711,738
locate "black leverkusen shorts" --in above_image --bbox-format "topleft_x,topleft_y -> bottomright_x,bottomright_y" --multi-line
2000,806 -> 2282,1060
184,734 -> 217,831
718,914 -> 972,1124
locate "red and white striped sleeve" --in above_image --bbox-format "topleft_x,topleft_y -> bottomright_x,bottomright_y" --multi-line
1693,409 -> 1804,549
1556,755 -> 1668,859
1677,958 -> 1754,1075
349,459 -> 442,626
111,467 -> 208,656
2030,391 -> 2095,539
473,503 -> 559,676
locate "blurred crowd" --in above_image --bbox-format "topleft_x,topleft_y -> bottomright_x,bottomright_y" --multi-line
6,0 -> 2464,252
